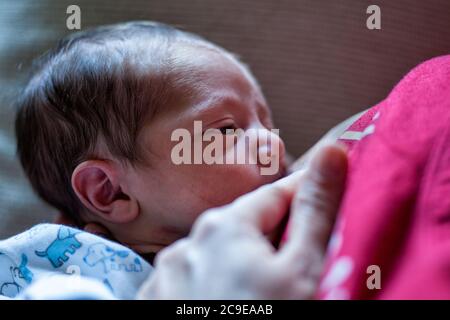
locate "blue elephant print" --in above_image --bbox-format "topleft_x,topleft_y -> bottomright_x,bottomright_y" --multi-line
35,226 -> 82,268
0,254 -> 33,298
83,243 -> 143,274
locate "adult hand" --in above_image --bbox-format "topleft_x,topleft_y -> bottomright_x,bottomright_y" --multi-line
137,143 -> 347,299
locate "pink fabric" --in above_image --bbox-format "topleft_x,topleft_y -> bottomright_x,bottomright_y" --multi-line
307,55 -> 450,299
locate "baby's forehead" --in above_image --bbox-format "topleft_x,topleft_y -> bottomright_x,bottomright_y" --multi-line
168,43 -> 263,103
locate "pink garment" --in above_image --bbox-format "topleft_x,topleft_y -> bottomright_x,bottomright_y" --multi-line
312,55 -> 450,299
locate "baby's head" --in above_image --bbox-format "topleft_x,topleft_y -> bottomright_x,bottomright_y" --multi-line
15,21 -> 286,253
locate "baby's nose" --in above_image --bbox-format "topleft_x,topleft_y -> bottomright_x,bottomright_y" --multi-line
257,129 -> 286,174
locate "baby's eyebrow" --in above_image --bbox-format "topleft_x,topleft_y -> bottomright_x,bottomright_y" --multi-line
191,95 -> 244,118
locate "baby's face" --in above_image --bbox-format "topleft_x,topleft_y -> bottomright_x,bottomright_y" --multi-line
124,46 -> 286,247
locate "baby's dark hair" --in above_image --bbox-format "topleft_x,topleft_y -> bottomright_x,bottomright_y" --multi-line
15,21 -> 244,225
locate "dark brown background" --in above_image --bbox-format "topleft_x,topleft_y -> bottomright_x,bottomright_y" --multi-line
1,0 -> 450,237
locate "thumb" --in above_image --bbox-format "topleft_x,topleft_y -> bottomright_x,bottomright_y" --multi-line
280,143 -> 347,261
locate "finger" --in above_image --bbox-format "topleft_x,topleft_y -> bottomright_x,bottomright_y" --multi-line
280,143 -> 347,261
136,275 -> 157,300
150,239 -> 192,299
226,169 -> 306,234
153,239 -> 191,270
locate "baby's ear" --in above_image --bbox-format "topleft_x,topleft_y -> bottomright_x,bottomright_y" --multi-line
71,160 -> 139,224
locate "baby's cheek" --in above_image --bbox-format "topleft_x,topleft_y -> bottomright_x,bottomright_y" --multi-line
212,164 -> 272,199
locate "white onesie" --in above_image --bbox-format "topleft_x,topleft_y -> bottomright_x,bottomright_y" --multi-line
0,224 -> 153,299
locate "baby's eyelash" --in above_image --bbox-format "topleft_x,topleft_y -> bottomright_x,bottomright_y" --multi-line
219,125 -> 237,134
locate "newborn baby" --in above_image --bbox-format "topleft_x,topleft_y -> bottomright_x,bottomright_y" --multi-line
7,21 -> 361,299
15,21 -> 287,256
11,21 -> 450,300
5,21 -> 296,299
